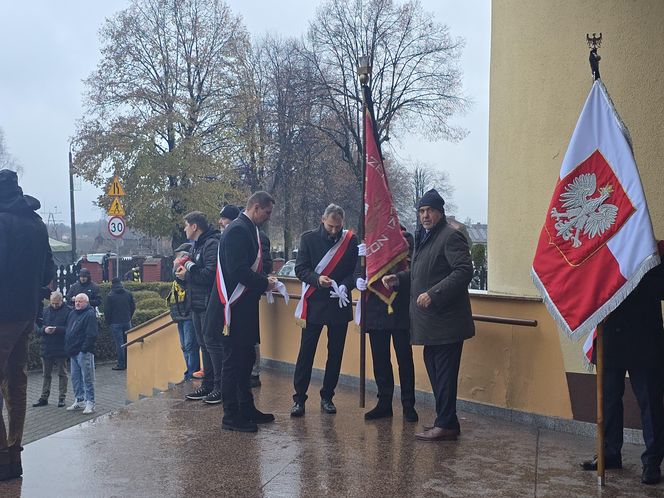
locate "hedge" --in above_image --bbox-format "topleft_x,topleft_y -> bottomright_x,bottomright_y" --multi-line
29,282 -> 170,370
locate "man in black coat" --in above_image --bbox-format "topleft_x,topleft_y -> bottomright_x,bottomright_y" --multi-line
205,191 -> 278,432
384,189 -> 474,442
33,291 -> 71,408
291,204 -> 359,417
581,253 -> 664,485
357,228 -> 417,422
176,212 -> 222,404
104,277 -> 136,371
65,268 -> 101,309
0,169 -> 55,481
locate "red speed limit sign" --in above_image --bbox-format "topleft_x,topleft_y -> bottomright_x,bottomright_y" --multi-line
108,216 -> 126,238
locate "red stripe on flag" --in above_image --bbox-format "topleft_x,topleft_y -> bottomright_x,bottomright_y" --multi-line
533,229 -> 626,332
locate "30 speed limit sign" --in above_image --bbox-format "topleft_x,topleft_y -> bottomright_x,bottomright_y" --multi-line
108,216 -> 126,238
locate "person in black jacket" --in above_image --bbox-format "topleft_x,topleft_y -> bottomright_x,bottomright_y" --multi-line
65,268 -> 101,309
0,169 -> 55,481
356,227 -> 417,422
105,277 -> 136,371
33,291 -> 71,408
65,293 -> 99,415
581,252 -> 664,485
218,205 -> 272,388
176,212 -> 222,404
205,191 -> 278,432
291,204 -> 359,417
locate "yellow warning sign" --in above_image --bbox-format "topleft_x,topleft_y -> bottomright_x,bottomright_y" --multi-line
106,176 -> 126,197
107,197 -> 126,217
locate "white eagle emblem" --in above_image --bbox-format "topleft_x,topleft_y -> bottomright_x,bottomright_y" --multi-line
550,173 -> 618,248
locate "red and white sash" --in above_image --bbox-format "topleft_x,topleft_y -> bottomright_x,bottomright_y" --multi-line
216,226 -> 262,335
294,229 -> 354,321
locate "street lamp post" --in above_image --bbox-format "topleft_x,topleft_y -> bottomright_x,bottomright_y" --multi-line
357,55 -> 371,408
68,144 -> 77,266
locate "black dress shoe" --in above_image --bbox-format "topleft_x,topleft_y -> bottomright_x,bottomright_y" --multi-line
403,406 -> 419,422
320,399 -> 336,414
580,455 -> 622,471
242,404 -> 275,424
290,402 -> 305,417
221,415 -> 258,433
32,398 -> 48,407
57,399 -> 66,408
642,464 -> 662,485
364,404 -> 393,420
112,366 -> 126,371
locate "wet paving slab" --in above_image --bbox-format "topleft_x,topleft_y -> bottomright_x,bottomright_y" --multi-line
1,368 -> 661,497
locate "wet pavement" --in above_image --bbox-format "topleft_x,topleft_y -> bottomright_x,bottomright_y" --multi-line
1,367 -> 661,497
19,361 -> 127,444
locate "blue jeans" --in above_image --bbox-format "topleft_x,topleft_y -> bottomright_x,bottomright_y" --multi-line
70,352 -> 95,403
177,319 -> 200,380
110,322 -> 131,368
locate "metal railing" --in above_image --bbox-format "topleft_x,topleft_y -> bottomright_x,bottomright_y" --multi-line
121,312 -> 173,349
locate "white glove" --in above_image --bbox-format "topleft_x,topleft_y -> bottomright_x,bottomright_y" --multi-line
357,243 -> 367,257
330,283 -> 350,308
266,281 -> 289,304
356,277 -> 367,291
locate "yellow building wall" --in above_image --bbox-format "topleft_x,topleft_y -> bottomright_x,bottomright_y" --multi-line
489,0 -> 664,296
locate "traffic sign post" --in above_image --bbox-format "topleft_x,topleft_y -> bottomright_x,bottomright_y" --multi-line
106,176 -> 127,279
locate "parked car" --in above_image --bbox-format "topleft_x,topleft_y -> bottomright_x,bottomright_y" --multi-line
276,259 -> 296,278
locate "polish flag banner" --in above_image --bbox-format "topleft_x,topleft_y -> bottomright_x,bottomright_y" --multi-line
364,107 -> 408,309
531,80 -> 660,339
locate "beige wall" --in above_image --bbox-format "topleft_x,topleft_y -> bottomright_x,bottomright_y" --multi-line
489,0 -> 664,296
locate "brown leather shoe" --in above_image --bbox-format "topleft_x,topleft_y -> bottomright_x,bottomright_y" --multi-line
415,427 -> 459,441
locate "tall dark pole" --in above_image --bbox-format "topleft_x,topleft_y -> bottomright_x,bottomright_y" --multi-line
68,144 -> 77,265
357,56 -> 371,408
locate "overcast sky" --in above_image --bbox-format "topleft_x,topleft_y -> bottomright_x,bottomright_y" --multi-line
0,0 -> 490,225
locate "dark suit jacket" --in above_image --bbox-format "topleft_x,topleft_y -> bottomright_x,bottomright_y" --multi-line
603,262 -> 664,369
295,225 -> 358,325
205,213 -> 269,345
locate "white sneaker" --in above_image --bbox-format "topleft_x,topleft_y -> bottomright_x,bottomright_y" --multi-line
82,401 -> 96,414
66,400 -> 85,411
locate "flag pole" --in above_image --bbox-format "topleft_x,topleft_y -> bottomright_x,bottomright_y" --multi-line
596,321 -> 605,486
357,56 -> 372,408
586,32 -> 605,486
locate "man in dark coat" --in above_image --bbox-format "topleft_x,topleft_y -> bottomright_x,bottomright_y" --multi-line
384,189 -> 474,442
65,268 -> 101,309
581,251 -> 664,485
205,191 -> 278,432
33,291 -> 71,408
218,205 -> 272,387
291,204 -> 359,417
64,293 -> 99,415
0,169 -> 55,481
176,212 -> 222,404
357,228 -> 417,422
104,277 -> 136,371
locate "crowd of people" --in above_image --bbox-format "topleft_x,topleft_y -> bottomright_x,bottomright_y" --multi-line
0,167 -> 662,486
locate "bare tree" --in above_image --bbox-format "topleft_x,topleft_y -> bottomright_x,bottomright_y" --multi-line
304,0 -> 469,180
0,128 -> 22,175
73,0 -> 248,246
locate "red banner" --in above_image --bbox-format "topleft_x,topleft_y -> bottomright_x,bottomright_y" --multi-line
364,110 -> 409,308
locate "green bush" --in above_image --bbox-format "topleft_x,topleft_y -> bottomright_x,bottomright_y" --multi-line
133,308 -> 168,325
131,290 -> 162,302
136,297 -> 167,311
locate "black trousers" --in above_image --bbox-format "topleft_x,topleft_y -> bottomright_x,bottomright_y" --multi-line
603,366 -> 664,466
368,328 -> 415,408
220,334 -> 255,413
423,341 -> 463,430
192,310 -> 223,390
293,322 -> 348,403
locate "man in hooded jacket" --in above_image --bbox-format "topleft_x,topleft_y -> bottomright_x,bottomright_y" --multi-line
66,268 -> 101,309
105,277 -> 136,370
0,169 -> 55,481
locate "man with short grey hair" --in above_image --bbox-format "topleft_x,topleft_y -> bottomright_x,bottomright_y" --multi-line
291,204 -> 358,417
33,291 -> 71,408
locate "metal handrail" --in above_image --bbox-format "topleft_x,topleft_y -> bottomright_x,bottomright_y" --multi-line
122,317 -> 174,349
268,292 -> 537,327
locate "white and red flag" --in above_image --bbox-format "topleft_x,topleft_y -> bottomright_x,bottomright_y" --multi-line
532,80 -> 660,340
363,102 -> 409,311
